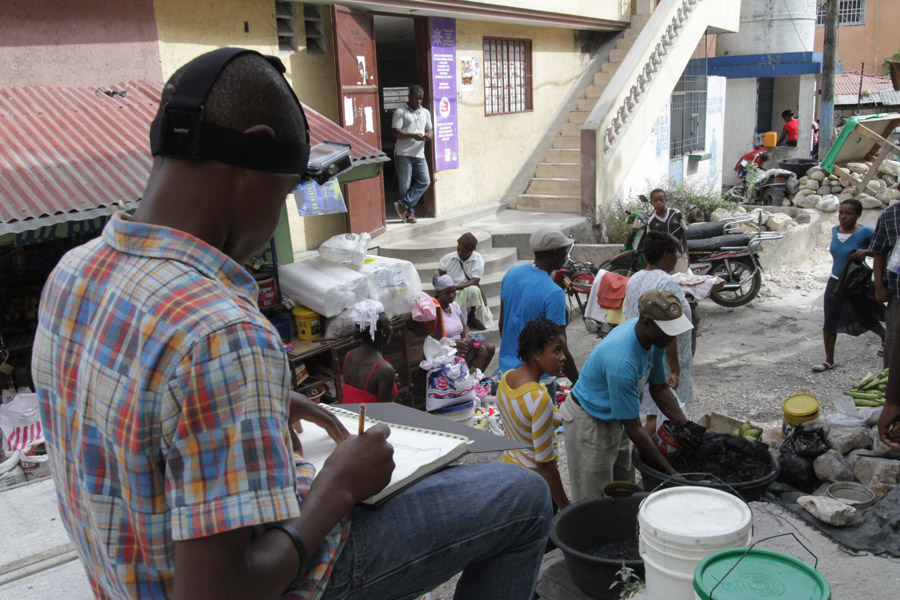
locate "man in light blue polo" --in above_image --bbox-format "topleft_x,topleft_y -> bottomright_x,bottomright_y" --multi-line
562,289 -> 692,500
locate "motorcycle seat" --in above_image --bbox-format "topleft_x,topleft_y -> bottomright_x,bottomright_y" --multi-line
687,234 -> 753,253
686,221 -> 727,239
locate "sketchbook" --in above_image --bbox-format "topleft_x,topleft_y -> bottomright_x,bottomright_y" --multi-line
296,405 -> 470,505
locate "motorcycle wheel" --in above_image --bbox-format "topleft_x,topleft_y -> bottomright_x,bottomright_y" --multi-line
709,258 -> 762,308
570,272 -> 594,316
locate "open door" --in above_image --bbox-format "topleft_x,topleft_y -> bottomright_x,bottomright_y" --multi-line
332,6 -> 386,236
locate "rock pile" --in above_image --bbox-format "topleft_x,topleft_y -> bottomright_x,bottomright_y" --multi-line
786,159 -> 900,213
709,205 -> 801,232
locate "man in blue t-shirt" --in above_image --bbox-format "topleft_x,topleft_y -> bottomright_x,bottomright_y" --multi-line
498,227 -> 579,384
561,289 -> 693,500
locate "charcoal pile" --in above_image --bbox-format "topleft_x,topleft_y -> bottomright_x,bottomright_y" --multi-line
588,538 -> 640,561
672,431 -> 773,484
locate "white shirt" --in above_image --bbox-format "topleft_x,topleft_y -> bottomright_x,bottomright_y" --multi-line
392,104 -> 433,158
440,250 -> 485,283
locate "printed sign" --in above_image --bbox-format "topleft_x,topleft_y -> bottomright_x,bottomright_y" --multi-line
430,17 -> 459,171
293,179 -> 347,217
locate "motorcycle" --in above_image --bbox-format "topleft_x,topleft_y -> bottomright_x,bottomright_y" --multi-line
553,249 -> 599,324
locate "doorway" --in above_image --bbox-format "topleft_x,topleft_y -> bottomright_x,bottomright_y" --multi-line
373,15 -> 435,221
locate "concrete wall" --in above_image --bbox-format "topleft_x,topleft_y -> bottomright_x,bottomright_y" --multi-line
472,0 -> 629,22
435,21 -> 590,213
0,0 -> 162,87
716,0 -> 816,56
618,76 -> 727,201
813,0 -> 900,75
722,78 -> 759,186
755,206 -> 820,269
153,0 -> 344,254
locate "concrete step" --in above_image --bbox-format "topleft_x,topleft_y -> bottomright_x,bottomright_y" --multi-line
584,84 -> 605,99
552,135 -> 580,149
546,148 -> 581,162
593,71 -> 612,86
577,97 -> 598,111
560,121 -> 583,136
568,109 -> 591,124
631,13 -> 651,28
414,246 -> 518,283
525,177 -> 580,196
601,61 -> 620,74
516,194 -> 582,214
378,227 -> 493,262
615,37 -> 636,52
535,162 -> 580,179
422,268 -> 505,300
609,47 -> 629,63
623,26 -> 642,41
462,209 -> 593,260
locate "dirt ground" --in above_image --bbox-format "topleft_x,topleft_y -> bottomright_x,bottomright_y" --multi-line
432,209 -> 900,599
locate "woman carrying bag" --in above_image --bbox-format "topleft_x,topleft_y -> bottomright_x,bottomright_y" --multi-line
813,198 -> 886,372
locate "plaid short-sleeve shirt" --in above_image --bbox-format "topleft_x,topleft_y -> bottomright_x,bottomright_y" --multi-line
869,202 -> 900,298
32,212 -> 301,598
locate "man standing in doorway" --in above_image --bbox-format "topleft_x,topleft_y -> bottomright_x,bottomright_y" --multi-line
392,84 -> 433,224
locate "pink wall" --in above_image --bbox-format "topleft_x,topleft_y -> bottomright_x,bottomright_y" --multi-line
0,0 -> 163,87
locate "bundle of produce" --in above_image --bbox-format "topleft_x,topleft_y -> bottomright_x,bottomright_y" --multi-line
729,421 -> 763,443
844,368 -> 889,407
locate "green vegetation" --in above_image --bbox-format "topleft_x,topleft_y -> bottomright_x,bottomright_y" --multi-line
610,563 -> 645,599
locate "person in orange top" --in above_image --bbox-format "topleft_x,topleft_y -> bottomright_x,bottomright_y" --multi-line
778,109 -> 799,147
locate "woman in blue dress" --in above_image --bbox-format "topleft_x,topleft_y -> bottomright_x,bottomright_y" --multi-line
813,198 -> 885,372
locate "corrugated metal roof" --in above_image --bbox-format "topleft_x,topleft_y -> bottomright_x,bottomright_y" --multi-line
834,73 -> 893,96
304,103 -> 389,167
0,81 -> 161,235
0,81 -> 386,235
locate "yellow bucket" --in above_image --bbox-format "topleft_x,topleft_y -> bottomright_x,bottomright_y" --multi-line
292,305 -> 322,340
782,394 -> 821,434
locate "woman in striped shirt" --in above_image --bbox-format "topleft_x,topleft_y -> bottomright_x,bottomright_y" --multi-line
496,317 -> 571,509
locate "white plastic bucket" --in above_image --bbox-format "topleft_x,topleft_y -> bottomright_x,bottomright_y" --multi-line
431,400 -> 475,427
638,487 -> 752,600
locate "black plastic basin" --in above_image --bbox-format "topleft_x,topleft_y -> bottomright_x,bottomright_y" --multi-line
632,447 -> 779,502
549,493 -> 648,599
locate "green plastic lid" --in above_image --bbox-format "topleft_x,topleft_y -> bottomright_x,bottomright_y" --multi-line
694,548 -> 831,600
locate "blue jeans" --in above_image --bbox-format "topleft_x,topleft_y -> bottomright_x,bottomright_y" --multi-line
321,463 -> 552,600
395,155 -> 430,215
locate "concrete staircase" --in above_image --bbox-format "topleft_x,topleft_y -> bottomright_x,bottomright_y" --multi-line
515,15 -> 650,214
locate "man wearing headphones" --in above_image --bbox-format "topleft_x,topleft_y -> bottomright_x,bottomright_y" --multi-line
31,50 -> 550,600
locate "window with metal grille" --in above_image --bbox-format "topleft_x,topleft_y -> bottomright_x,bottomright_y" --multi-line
275,1 -> 298,53
816,0 -> 866,26
670,64 -> 707,159
483,38 -> 533,116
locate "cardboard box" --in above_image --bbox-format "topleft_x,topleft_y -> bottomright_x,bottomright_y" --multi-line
697,412 -> 757,435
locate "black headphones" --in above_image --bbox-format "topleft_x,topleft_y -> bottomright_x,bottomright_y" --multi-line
149,48 -> 311,176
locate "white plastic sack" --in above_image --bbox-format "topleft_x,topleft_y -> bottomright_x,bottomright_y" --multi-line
354,255 -> 422,318
0,393 -> 42,452
318,232 -> 371,267
419,336 -> 457,371
279,256 -> 369,318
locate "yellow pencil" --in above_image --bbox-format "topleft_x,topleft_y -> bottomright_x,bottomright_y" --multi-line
358,405 -> 366,436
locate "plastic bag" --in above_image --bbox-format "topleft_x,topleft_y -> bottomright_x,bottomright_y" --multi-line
318,232 -> 371,267
411,293 -> 437,322
824,396 -> 879,427
323,309 -> 357,339
279,256 -> 369,318
779,424 -> 829,458
0,393 -> 42,452
355,256 -> 422,318
419,337 -> 476,411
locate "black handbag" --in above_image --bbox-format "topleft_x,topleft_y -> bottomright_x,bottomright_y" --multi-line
833,260 -> 873,299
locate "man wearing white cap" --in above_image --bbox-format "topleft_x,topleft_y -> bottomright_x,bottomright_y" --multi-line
498,226 -> 580,385
561,289 -> 692,500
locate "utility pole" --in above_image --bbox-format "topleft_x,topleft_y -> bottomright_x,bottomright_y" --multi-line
820,0 -> 839,156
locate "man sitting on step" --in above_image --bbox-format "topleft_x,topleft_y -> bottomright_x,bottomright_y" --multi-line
435,232 -> 492,330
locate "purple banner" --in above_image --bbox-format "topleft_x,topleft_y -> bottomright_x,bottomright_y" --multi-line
430,17 -> 458,171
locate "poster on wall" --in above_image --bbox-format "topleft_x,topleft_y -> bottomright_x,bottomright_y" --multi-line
293,179 -> 348,217
430,17 -> 459,171
459,55 -> 478,93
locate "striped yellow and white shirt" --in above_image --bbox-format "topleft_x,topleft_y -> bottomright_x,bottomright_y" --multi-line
497,373 -> 561,470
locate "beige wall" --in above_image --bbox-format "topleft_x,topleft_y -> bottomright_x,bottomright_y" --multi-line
471,0 -> 629,22
153,0 -> 344,252
436,21 -> 588,213
813,0 -> 900,74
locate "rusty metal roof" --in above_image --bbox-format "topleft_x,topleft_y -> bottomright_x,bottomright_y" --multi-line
834,73 -> 893,96
0,81 -> 386,236
0,81 -> 161,235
